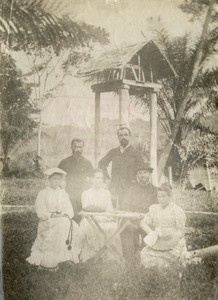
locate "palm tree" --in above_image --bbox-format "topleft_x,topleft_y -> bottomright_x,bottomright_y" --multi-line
134,28 -> 217,181
151,1 -> 218,180
134,3 -> 217,181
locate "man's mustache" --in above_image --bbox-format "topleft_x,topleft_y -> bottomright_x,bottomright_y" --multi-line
74,150 -> 82,154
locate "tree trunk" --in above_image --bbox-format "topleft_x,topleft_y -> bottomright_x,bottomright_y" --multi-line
158,3 -> 213,180
2,156 -> 10,177
37,111 -> 43,157
166,129 -> 183,181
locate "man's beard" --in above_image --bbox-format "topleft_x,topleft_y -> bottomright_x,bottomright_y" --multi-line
73,151 -> 82,157
120,139 -> 129,147
139,177 -> 149,185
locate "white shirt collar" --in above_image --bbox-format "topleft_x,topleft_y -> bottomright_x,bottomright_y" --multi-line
120,143 -> 130,153
47,186 -> 61,192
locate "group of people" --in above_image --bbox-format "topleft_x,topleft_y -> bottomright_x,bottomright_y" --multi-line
27,127 -> 189,271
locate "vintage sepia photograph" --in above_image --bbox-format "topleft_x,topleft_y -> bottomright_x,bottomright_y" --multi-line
0,0 -> 218,299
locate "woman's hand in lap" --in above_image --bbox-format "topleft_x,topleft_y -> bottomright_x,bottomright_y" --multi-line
155,228 -> 173,238
50,212 -> 63,218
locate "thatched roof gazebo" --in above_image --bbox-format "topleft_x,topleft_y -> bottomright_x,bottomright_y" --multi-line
77,40 -> 177,185
78,40 -> 176,85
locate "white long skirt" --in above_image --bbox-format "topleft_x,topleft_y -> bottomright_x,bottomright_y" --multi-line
27,217 -> 81,268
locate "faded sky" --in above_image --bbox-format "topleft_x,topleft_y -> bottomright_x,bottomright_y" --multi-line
66,0 -> 199,46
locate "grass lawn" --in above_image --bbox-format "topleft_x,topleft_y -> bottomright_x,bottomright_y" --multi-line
1,179 -> 218,299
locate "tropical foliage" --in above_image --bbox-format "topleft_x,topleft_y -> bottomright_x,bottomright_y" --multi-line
153,0 -> 218,179
134,1 -> 218,181
0,51 -> 38,175
178,134 -> 218,183
135,31 -> 217,180
0,0 -> 109,54
155,30 -> 217,179
0,0 -> 109,160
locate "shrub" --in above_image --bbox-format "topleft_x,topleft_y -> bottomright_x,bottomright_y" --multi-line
1,178 -> 46,205
172,187 -> 217,213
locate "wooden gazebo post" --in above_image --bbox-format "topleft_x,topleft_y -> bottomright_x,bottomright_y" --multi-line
94,91 -> 101,167
119,84 -> 130,126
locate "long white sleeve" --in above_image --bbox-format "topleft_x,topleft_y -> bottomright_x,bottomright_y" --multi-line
81,191 -> 88,208
35,190 -> 50,221
62,191 -> 74,218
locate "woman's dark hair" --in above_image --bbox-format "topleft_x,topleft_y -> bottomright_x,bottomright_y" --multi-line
157,184 -> 172,197
89,168 -> 103,178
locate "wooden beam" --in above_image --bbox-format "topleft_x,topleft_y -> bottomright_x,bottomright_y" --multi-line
141,68 -> 145,82
126,63 -> 141,70
138,54 -> 141,66
123,67 -> 126,79
120,68 -> 124,79
116,69 -> 120,79
131,66 -> 139,81
95,92 -> 101,166
122,79 -> 161,90
185,211 -> 218,216
150,91 -> 158,186
149,64 -> 153,82
112,69 -> 116,79
107,70 -> 112,81
168,166 -> 172,185
190,245 -> 218,257
91,79 -> 161,93
138,55 -> 141,81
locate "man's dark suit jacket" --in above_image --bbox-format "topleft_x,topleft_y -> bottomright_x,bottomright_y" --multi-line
123,182 -> 157,213
58,155 -> 93,214
98,145 -> 144,206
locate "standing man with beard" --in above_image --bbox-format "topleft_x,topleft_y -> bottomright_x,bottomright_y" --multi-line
98,127 -> 144,209
58,138 -> 93,222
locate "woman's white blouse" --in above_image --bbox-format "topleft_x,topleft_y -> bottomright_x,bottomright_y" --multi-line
142,203 -> 186,234
81,188 -> 113,211
35,186 -> 74,220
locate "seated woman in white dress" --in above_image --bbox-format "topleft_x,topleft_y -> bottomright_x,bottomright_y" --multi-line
26,168 -> 81,271
79,169 -> 122,262
140,184 -> 188,269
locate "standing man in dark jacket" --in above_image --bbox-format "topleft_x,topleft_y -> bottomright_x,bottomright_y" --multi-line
98,127 -> 144,209
58,138 -> 93,222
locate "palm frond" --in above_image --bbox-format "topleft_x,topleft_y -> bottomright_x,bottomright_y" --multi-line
0,0 -> 109,53
183,113 -> 218,135
199,112 -> 218,134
